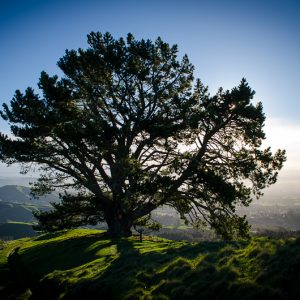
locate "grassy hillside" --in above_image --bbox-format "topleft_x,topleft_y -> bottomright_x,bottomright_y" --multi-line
0,184 -> 55,240
0,222 -> 37,240
0,202 -> 40,223
0,202 -> 48,240
0,185 -> 31,202
1,229 -> 300,300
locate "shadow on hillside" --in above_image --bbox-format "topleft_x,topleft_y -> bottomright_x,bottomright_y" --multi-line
254,237 -> 300,298
33,231 -> 66,241
58,238 -> 250,299
63,238 -> 300,300
11,235 -> 300,300
20,234 -> 114,275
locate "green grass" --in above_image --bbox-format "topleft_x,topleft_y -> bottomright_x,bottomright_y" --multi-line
1,229 -> 300,299
0,237 -> 32,299
163,225 -> 192,230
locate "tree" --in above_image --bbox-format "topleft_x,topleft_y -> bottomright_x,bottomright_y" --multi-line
133,214 -> 161,242
0,32 -> 286,238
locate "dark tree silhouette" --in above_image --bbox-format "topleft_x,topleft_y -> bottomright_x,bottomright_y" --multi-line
0,32 -> 286,238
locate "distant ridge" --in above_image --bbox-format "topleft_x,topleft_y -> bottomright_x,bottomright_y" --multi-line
0,176 -> 35,187
0,185 -> 60,204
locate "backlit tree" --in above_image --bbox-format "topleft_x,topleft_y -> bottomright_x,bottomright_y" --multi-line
0,32 -> 286,238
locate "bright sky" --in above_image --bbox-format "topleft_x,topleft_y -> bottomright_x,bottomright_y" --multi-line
0,0 -> 299,200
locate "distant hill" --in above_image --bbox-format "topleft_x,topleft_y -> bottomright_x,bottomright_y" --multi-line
0,200 -> 52,224
0,185 -> 60,205
1,229 -> 300,299
0,222 -> 37,240
0,201 -> 51,239
0,201 -> 39,223
0,185 -> 57,236
0,185 -> 31,202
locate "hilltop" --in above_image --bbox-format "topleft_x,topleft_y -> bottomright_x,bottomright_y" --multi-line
1,229 -> 299,299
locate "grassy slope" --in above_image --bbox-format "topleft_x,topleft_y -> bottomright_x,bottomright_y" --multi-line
0,222 -> 37,239
0,238 -> 32,299
0,202 -> 38,223
1,229 -> 300,300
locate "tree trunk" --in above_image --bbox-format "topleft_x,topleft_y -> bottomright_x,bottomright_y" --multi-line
105,209 -> 133,237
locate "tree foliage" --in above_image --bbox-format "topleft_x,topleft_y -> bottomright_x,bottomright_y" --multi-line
0,32 -> 286,238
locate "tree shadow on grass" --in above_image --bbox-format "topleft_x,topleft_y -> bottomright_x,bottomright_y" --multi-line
33,231 -> 68,241
11,235 -> 300,300
62,238 -> 300,300
59,238 -> 258,300
0,258 -> 31,300
255,237 -> 300,299
20,235 -> 114,276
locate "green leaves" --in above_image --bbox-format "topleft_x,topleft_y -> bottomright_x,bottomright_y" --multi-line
0,31 -> 286,238
134,214 -> 162,232
34,193 -> 104,232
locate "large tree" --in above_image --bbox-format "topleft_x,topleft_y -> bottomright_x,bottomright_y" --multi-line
0,32 -> 285,238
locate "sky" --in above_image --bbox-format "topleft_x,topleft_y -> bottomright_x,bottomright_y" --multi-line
0,0 -> 299,202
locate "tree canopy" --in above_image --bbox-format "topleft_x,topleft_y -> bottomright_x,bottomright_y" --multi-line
0,32 -> 286,238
